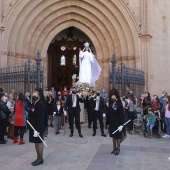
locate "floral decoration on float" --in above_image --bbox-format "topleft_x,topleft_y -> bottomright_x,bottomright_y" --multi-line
75,82 -> 96,96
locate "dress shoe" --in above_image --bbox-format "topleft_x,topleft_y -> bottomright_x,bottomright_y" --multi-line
115,149 -> 120,155
32,159 -> 43,166
31,159 -> 38,165
111,148 -> 117,154
101,133 -> 107,137
79,134 -> 83,138
69,134 -> 73,137
92,133 -> 96,136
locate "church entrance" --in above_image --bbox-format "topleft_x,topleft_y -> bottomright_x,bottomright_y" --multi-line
47,27 -> 94,91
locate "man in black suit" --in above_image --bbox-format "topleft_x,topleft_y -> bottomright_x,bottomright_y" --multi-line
56,91 -> 64,101
25,92 -> 31,132
90,91 -> 107,137
85,95 -> 92,128
25,92 -> 32,109
65,87 -> 83,138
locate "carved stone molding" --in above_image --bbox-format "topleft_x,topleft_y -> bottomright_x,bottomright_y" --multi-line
119,56 -> 136,61
1,50 -> 47,62
100,56 -> 136,63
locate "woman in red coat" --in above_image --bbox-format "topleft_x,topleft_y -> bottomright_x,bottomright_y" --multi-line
13,93 -> 28,144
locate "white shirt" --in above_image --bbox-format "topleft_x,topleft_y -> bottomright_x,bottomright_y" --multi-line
57,105 -> 61,111
95,98 -> 100,111
72,95 -> 77,107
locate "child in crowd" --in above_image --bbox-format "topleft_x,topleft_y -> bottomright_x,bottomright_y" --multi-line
53,100 -> 64,135
144,108 -> 156,138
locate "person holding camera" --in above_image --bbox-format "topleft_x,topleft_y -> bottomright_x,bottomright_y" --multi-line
90,91 -> 106,137
65,87 -> 83,138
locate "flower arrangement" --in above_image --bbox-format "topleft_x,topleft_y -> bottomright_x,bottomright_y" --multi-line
75,82 -> 96,96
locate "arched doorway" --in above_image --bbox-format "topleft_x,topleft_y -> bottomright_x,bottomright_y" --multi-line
1,0 -> 142,93
47,27 -> 95,91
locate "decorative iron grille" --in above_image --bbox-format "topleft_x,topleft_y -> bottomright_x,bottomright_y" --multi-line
0,58 -> 43,94
109,54 -> 145,97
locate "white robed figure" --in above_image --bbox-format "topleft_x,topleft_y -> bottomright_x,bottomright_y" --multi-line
79,42 -> 102,84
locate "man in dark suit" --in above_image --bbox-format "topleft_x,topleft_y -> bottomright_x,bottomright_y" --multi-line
56,91 -> 65,101
25,92 -> 32,109
65,87 -> 83,138
90,91 -> 107,137
85,95 -> 92,128
25,92 -> 31,132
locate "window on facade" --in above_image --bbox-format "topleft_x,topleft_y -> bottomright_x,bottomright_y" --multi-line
61,55 -> 66,65
73,54 -> 77,65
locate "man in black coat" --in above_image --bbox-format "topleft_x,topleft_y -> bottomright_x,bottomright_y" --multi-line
25,92 -> 32,109
65,87 -> 83,138
85,95 -> 92,128
56,91 -> 65,101
90,91 -> 107,137
0,93 -> 11,144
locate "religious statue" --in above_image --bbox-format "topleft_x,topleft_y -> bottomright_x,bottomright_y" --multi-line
78,42 -> 102,85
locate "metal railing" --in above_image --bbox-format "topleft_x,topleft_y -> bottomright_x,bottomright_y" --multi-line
109,54 -> 145,97
0,52 -> 44,94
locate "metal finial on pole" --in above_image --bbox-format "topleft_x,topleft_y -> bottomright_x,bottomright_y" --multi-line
111,53 -> 117,89
36,50 -> 41,89
37,50 -> 40,59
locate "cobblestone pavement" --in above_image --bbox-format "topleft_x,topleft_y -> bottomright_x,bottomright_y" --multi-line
0,122 -> 170,170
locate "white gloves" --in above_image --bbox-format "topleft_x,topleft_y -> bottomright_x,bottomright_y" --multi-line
103,113 -> 106,118
33,131 -> 39,137
118,125 -> 123,132
53,112 -> 56,116
64,111 -> 67,116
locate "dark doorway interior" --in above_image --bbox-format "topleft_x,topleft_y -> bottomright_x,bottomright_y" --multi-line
48,41 -> 83,91
47,27 -> 94,91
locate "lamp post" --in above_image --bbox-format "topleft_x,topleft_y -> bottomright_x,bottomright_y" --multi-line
36,50 -> 41,89
111,53 -> 117,89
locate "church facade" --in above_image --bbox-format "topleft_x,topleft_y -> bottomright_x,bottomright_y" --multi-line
0,0 -> 170,95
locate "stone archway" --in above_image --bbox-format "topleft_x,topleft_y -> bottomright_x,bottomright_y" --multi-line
1,0 -> 141,91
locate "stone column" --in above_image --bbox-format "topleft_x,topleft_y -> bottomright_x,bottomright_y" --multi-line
0,0 -> 7,67
139,0 -> 152,91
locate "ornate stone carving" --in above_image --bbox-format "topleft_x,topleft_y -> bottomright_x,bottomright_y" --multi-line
100,56 -> 136,63
1,50 -> 47,62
